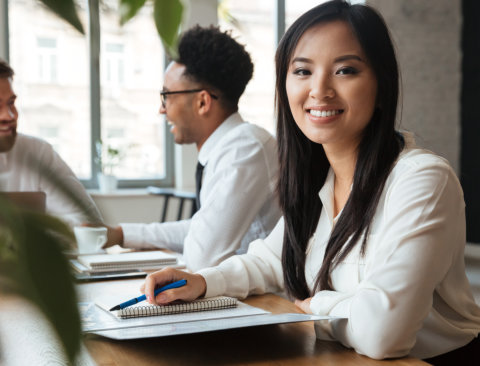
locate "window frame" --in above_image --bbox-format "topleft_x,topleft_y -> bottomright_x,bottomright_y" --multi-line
1,0 -> 174,189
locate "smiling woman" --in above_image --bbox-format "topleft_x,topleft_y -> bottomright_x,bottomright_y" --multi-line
139,1 -> 480,363
285,20 -> 377,158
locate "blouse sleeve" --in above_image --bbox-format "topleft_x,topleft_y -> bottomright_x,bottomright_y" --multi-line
197,217 -> 285,299
310,160 -> 466,359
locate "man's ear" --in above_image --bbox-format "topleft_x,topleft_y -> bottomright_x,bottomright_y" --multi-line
197,91 -> 212,116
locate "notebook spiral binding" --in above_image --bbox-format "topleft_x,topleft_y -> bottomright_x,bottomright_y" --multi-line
118,296 -> 238,319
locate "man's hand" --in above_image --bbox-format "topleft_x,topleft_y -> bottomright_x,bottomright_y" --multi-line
140,268 -> 207,305
104,225 -> 124,248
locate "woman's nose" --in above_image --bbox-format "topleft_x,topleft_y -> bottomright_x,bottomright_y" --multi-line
309,74 -> 335,100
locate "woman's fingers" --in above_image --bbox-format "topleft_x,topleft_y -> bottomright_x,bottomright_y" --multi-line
294,297 -> 312,314
142,268 -> 207,305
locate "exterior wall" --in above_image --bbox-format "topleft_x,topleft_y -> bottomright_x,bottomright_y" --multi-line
367,0 -> 462,172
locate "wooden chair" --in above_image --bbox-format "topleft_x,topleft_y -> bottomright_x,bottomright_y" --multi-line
147,186 -> 197,222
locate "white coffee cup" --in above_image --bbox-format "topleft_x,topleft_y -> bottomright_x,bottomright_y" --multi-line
74,227 -> 108,254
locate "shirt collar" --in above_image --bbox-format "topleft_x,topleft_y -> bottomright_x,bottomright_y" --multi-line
319,168 -> 336,225
197,112 -> 244,166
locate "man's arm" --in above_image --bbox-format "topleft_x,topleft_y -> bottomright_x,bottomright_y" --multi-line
36,141 -> 103,226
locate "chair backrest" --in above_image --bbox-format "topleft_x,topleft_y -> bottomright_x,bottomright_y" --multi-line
147,186 -> 197,222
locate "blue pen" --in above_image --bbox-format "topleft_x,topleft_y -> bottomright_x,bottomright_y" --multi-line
109,279 -> 187,311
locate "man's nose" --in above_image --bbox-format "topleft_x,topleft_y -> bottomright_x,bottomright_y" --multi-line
0,106 -> 15,121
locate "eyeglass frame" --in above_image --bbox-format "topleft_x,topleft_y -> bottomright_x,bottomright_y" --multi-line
160,89 -> 218,108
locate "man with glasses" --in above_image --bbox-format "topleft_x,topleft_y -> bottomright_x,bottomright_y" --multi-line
105,25 -> 281,271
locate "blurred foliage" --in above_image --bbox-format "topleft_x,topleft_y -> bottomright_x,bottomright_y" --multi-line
38,0 -> 184,57
0,155 -> 101,363
38,0 -> 84,34
0,202 -> 80,364
0,0 -> 186,363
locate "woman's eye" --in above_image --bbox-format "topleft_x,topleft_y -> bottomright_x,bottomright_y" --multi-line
336,67 -> 358,75
293,68 -> 311,76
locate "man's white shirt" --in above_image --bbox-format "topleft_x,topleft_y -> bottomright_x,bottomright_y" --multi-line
0,133 -> 102,226
121,113 -> 281,271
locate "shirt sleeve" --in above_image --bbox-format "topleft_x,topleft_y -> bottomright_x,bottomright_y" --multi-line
309,161 -> 466,359
121,220 -> 190,253
36,143 -> 103,226
182,137 -> 277,271
197,217 -> 285,298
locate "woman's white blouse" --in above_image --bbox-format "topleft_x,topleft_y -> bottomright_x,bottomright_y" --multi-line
197,140 -> 480,360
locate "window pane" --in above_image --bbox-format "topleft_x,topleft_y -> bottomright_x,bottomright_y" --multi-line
219,0 -> 276,135
100,1 -> 165,179
9,0 -> 91,179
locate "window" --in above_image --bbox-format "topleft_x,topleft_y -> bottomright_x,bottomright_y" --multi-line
6,0 -> 171,187
103,42 -> 125,86
219,0 -> 276,135
36,37 -> 57,83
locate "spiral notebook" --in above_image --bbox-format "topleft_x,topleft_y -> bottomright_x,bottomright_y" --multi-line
103,296 -> 238,319
77,250 -> 178,273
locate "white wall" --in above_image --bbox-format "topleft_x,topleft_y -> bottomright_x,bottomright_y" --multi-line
92,190 -> 195,225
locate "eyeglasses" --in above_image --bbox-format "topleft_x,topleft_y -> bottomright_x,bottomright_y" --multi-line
160,89 -> 218,108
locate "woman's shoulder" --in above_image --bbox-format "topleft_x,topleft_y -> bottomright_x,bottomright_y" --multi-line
393,132 -> 454,175
388,142 -> 462,198
396,148 -> 451,172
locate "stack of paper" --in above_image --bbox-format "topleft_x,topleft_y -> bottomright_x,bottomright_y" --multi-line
71,250 -> 180,275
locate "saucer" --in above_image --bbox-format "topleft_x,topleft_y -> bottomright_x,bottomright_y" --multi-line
64,249 -> 106,258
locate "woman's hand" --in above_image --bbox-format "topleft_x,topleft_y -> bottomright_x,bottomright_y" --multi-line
140,268 -> 207,305
295,297 -> 312,314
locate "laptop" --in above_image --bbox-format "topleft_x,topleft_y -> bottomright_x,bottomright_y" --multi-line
0,191 -> 47,212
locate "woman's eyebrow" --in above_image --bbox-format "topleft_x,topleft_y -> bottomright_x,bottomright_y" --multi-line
291,57 -> 313,64
334,54 -> 365,63
291,54 -> 365,65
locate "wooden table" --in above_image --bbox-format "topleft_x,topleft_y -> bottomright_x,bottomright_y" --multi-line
78,279 -> 429,366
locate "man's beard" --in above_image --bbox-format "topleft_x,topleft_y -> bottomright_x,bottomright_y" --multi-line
0,131 -> 17,153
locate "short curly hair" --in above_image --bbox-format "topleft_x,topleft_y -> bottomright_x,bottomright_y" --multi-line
176,25 -> 253,110
0,59 -> 14,78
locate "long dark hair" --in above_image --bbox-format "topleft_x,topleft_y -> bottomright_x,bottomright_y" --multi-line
275,0 -> 403,299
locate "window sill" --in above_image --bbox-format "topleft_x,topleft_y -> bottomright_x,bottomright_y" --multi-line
88,188 -> 152,198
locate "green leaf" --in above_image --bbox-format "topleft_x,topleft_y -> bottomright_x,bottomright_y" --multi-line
119,0 -> 148,26
39,0 -> 84,34
14,211 -> 81,364
0,198 -> 80,364
154,0 -> 184,58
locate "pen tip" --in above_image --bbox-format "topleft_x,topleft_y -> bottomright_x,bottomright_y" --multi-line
109,305 -> 120,311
